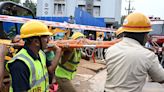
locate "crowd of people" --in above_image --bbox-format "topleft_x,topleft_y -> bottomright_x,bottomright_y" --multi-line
0,12 -> 164,92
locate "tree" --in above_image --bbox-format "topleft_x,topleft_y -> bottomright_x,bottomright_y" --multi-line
0,0 -> 20,3
23,0 -> 36,16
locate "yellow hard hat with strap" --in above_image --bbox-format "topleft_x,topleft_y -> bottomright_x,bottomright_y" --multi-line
20,21 -> 52,39
118,12 -> 152,35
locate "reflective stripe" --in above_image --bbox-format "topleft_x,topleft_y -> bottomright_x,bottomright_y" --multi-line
68,60 -> 80,64
11,54 -> 49,89
32,72 -> 48,87
11,54 -> 36,87
58,64 -> 76,72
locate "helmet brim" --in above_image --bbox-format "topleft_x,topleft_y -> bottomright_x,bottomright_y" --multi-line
116,27 -> 152,35
20,32 -> 53,39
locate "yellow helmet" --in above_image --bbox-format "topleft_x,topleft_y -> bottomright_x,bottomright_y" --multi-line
20,21 -> 52,38
71,32 -> 84,40
119,12 -> 152,34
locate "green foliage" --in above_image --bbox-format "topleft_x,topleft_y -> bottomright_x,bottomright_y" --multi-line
23,0 -> 36,16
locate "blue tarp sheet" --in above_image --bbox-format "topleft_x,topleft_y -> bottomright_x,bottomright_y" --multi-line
37,17 -> 68,23
74,7 -> 105,27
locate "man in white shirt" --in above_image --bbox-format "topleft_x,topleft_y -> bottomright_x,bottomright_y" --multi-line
96,34 -> 104,60
105,12 -> 164,92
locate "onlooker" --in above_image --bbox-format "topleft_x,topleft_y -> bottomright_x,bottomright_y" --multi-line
88,34 -> 94,40
68,15 -> 75,24
96,34 -> 104,60
104,34 -> 111,41
105,12 -> 164,92
145,35 -> 153,50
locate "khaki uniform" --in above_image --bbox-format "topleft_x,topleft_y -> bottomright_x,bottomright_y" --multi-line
105,37 -> 164,92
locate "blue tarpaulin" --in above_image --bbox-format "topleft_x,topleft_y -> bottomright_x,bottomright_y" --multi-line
74,7 -> 105,27
37,17 -> 68,23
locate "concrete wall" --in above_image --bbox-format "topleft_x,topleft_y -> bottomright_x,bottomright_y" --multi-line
37,0 -> 53,16
101,0 -> 122,24
115,0 -> 122,24
101,0 -> 115,18
65,0 -> 76,17
36,0 -> 122,24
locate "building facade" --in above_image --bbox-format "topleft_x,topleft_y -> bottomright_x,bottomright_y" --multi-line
36,0 -> 122,26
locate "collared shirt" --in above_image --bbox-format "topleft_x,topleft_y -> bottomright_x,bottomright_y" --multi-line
105,37 -> 164,92
8,46 -> 51,92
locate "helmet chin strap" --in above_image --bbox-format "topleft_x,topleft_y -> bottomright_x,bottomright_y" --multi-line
36,37 -> 43,51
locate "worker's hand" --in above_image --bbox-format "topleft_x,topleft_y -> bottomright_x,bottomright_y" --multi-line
49,82 -> 58,92
12,35 -> 21,43
51,43 -> 61,52
63,43 -> 69,48
46,43 -> 61,52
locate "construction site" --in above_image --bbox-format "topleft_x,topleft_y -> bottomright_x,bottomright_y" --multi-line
0,0 -> 164,92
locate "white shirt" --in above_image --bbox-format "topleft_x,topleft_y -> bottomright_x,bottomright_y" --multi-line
105,37 -> 164,92
97,37 -> 103,41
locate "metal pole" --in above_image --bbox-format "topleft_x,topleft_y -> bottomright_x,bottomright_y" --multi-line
128,0 -> 131,14
125,0 -> 135,15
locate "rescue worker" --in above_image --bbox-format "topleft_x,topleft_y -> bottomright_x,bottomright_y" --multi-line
0,44 -> 7,90
55,32 -> 87,92
45,32 -> 65,84
104,12 -> 164,92
6,21 -> 62,92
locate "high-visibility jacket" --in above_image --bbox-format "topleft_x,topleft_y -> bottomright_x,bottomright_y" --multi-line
6,48 -> 49,92
55,49 -> 81,80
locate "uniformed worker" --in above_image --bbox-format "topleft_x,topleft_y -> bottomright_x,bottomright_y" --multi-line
55,32 -> 88,92
6,21 -> 62,92
105,12 -> 164,92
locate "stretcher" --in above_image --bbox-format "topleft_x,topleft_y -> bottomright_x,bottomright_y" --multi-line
0,39 -> 120,48
0,39 -> 120,62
